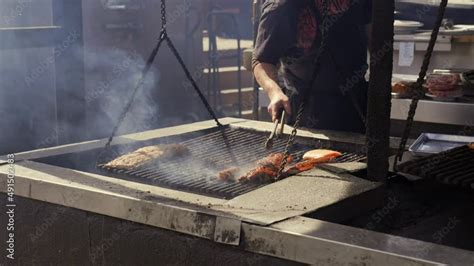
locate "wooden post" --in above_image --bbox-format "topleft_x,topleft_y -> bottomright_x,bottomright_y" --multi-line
366,0 -> 394,181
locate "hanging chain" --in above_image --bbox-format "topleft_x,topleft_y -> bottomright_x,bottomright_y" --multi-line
275,0 -> 330,180
98,0 -> 221,164
394,0 -> 449,170
275,101 -> 307,180
161,0 -> 167,31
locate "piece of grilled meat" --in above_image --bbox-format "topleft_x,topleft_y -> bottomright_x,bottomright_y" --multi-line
238,153 -> 293,183
224,150 -> 342,184
302,149 -> 342,161
238,165 -> 278,183
103,144 -> 189,170
218,167 -> 241,182
285,150 -> 342,176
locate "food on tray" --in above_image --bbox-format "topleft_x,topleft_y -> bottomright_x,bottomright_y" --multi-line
425,73 -> 463,99
426,73 -> 461,90
392,81 -> 416,97
103,144 -> 189,170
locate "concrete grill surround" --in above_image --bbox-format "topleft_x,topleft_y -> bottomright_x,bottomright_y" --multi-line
1,118 -> 474,265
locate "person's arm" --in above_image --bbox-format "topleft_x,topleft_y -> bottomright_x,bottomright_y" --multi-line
252,0 -> 294,121
253,62 -> 291,121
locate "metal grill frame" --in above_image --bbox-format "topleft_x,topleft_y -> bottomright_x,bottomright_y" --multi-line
98,126 -> 367,199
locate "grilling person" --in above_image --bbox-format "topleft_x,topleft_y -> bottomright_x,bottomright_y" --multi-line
252,0 -> 372,133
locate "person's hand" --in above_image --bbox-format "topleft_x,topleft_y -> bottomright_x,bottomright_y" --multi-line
268,92 -> 291,122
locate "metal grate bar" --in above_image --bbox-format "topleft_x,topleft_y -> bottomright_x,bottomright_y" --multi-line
335,152 -> 367,163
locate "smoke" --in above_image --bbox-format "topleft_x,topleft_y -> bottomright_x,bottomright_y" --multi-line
84,46 -> 160,139
0,0 -> 207,155
0,1 -> 57,154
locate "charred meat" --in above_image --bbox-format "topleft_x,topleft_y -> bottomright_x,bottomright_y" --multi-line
103,144 -> 189,170
218,167 -> 241,182
256,153 -> 289,167
238,153 -> 293,183
238,166 -> 278,183
222,150 -> 342,184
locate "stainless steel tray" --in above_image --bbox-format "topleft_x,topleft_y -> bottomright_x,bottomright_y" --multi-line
409,133 -> 474,156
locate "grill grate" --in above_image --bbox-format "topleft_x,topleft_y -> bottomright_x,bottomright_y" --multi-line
99,127 -> 366,199
398,145 -> 474,189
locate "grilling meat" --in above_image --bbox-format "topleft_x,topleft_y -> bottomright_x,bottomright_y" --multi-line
238,153 -> 293,183
218,167 -> 241,182
256,153 -> 290,167
285,150 -> 342,176
303,149 -> 342,160
228,150 -> 342,184
238,166 -> 278,183
103,144 -> 189,170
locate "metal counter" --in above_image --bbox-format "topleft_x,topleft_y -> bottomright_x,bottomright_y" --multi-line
391,97 -> 474,126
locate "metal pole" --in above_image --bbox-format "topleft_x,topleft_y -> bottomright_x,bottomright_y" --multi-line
366,0 -> 395,181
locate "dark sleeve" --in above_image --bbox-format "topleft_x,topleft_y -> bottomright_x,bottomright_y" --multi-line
361,0 -> 372,24
252,0 -> 295,69
347,0 -> 372,25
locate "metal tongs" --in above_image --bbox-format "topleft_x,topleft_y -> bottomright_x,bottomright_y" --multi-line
265,110 -> 286,150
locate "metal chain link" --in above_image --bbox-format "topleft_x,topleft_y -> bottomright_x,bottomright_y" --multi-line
161,0 -> 167,31
275,0 -> 330,181
394,0 -> 449,170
